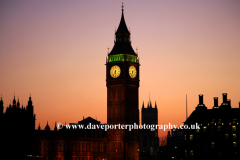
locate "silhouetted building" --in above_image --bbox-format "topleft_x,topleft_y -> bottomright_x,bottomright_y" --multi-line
139,101 -> 159,159
33,117 -> 108,160
1,95 -> 36,160
167,129 -> 184,160
184,93 -> 240,160
167,131 -> 172,147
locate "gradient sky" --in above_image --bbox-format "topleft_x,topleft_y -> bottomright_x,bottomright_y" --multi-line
1,0 -> 240,137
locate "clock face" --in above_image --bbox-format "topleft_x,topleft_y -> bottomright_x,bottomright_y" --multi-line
110,65 -> 121,78
129,66 -> 137,78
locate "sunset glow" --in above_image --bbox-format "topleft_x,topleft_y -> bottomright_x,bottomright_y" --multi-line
1,0 -> 240,137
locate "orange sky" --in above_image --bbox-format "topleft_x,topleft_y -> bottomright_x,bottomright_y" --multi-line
0,0 -> 240,137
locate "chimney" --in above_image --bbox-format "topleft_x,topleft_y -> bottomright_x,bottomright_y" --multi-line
199,94 -> 203,104
227,99 -> 231,107
214,97 -> 218,107
222,93 -> 227,103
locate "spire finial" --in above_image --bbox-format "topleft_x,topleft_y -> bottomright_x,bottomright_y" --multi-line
121,2 -> 124,12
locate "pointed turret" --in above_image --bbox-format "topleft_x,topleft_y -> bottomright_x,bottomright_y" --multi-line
38,123 -> 41,130
12,95 -> 16,107
0,95 -> 3,119
17,97 -> 20,108
45,121 -> 50,131
115,3 -> 130,35
28,95 -> 32,107
54,122 -> 57,131
142,101 -> 144,109
27,95 -> 34,116
108,3 -> 137,57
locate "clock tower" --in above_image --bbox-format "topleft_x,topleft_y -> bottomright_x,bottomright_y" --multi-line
106,4 -> 139,160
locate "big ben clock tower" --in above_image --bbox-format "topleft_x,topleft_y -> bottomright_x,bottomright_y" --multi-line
106,4 -> 139,160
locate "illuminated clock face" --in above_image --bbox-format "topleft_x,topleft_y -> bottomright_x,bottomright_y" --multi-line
129,66 -> 137,78
110,65 -> 121,78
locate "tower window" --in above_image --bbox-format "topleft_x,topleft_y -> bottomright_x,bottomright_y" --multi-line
232,126 -> 236,132
185,150 -> 188,158
203,126 -> 207,132
190,150 -> 194,158
217,126 -> 221,132
233,134 -> 236,139
233,142 -> 237,147
189,135 -> 193,140
225,134 -> 229,139
211,142 -> 214,148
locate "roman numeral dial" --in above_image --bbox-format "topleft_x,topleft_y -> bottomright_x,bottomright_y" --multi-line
129,66 -> 137,78
110,65 -> 121,78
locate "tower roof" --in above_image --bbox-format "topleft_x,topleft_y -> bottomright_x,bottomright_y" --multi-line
78,116 -> 100,125
115,7 -> 130,35
45,121 -> 50,130
108,3 -> 137,56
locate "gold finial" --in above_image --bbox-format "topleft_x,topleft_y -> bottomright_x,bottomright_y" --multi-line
121,2 -> 124,12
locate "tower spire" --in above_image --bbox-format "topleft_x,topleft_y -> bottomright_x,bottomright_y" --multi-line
115,3 -> 130,35
17,96 -> 20,107
13,93 -> 16,107
108,3 -> 137,57
54,121 -> 57,131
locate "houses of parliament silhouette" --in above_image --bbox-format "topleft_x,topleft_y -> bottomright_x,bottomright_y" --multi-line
1,4 -> 159,160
